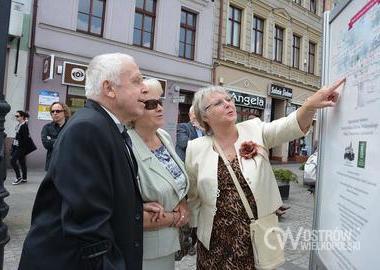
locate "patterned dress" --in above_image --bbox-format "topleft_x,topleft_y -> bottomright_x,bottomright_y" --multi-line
197,156 -> 258,270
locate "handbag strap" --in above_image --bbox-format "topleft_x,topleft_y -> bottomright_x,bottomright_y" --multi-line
213,139 -> 256,221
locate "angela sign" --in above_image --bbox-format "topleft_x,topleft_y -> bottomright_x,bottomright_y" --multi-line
228,90 -> 266,110
62,62 -> 88,87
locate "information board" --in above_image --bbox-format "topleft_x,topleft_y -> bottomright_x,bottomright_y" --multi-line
312,1 -> 380,269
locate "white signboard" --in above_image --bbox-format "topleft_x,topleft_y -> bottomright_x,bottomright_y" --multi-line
315,1 -> 380,269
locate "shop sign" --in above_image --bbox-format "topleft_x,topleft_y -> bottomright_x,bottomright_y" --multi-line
228,90 -> 266,110
42,55 -> 54,81
269,84 -> 293,99
62,62 -> 88,87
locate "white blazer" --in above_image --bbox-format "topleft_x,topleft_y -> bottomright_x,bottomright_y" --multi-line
129,128 -> 189,259
185,111 -> 306,249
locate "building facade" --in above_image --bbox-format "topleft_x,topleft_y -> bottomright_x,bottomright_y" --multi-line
5,0 -> 32,141
26,0 -> 214,168
213,0 -> 324,162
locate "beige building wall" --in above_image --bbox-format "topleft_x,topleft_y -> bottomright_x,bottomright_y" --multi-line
213,0 -> 323,162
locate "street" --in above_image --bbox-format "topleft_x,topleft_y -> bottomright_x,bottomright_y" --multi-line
4,163 -> 314,270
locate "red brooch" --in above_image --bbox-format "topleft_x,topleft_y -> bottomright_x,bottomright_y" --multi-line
239,141 -> 259,160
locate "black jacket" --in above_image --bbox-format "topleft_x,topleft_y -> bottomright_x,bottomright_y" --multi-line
19,100 -> 143,270
13,122 -> 33,154
41,121 -> 65,171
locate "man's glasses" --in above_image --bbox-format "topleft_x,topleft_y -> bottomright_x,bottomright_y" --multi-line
144,99 -> 163,110
50,110 -> 64,114
15,115 -> 21,118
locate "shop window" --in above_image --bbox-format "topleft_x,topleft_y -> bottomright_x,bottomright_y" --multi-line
177,90 -> 194,123
66,86 -> 86,114
77,0 -> 106,36
236,107 -> 263,123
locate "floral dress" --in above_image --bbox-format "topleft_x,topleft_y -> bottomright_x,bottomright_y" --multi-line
197,156 -> 258,269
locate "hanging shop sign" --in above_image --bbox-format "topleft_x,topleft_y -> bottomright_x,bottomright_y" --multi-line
62,62 -> 88,87
228,89 -> 266,110
269,84 -> 293,99
42,55 -> 55,81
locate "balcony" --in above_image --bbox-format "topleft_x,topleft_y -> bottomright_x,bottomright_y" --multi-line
222,45 -> 321,89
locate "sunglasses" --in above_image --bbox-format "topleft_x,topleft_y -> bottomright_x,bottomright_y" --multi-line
50,110 -> 64,114
144,99 -> 163,110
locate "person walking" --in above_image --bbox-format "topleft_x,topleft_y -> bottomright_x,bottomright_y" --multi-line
11,111 -> 36,185
18,53 -> 158,270
41,102 -> 71,171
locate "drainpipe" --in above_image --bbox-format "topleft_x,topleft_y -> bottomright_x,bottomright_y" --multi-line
214,0 -> 224,85
25,0 -> 38,111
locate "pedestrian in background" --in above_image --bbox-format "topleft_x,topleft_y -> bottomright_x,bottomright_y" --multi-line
41,102 -> 71,171
186,79 -> 345,269
18,53 -> 157,270
11,110 -> 36,185
128,78 -> 190,270
175,106 -> 204,162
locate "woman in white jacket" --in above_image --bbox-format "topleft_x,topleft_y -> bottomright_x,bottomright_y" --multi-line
186,79 -> 345,269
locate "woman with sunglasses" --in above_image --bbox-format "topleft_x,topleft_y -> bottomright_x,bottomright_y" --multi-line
41,102 -> 71,171
186,79 -> 345,269
11,110 -> 35,185
128,78 -> 190,270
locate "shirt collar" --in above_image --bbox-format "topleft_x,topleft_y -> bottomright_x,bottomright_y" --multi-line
100,105 -> 124,133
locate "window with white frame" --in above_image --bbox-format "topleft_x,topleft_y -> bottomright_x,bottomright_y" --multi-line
308,42 -> 316,74
252,16 -> 264,55
133,0 -> 156,49
179,9 -> 197,60
274,25 -> 284,63
292,35 -> 301,69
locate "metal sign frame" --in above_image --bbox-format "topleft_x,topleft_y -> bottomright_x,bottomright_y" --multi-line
310,1 -> 378,269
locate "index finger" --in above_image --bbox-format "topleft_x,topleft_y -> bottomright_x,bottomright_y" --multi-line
327,78 -> 346,93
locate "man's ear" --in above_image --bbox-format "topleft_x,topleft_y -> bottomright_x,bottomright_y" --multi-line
103,80 -> 116,98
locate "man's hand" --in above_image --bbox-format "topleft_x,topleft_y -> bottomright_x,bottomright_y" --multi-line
143,202 -> 165,222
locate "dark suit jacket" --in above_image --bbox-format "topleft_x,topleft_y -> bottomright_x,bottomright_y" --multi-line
19,100 -> 143,270
175,122 -> 199,162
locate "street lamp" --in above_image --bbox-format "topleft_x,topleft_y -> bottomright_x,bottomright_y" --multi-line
0,0 -> 12,269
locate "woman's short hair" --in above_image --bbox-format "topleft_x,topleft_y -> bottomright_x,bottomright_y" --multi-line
49,102 -> 71,119
192,85 -> 229,134
143,78 -> 163,96
85,53 -> 135,98
128,78 -> 163,128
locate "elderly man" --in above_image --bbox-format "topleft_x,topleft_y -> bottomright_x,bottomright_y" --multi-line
19,53 -> 153,270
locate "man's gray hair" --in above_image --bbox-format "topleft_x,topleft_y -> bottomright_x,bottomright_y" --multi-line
192,85 -> 228,134
85,53 -> 134,98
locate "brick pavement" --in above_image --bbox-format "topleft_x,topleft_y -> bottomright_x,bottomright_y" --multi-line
3,164 -> 314,270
